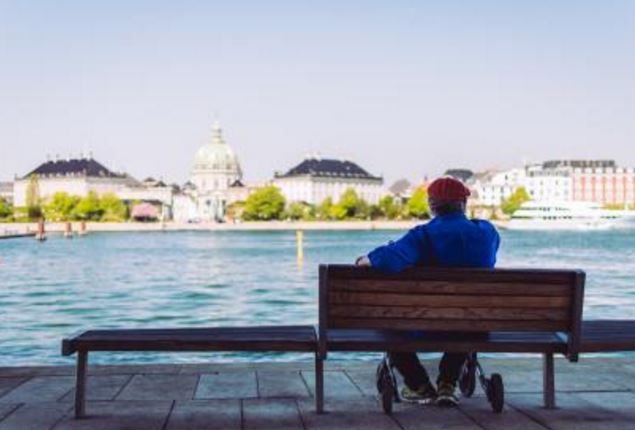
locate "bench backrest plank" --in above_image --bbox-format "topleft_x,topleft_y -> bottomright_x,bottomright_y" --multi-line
318,265 -> 585,360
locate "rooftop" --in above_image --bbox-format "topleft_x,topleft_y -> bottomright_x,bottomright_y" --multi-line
24,158 -> 124,180
276,157 -> 382,181
542,160 -> 616,169
0,357 -> 633,429
444,169 -> 474,183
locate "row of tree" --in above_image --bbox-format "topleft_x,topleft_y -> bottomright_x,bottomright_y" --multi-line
228,186 -> 432,221
1,191 -> 130,222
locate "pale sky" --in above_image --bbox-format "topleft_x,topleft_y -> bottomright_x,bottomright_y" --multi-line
1,1 -> 634,185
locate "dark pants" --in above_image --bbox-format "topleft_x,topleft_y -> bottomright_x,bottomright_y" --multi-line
388,352 -> 468,389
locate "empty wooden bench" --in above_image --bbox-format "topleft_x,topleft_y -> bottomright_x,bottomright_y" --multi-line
580,320 -> 635,352
61,325 -> 318,418
316,264 -> 585,410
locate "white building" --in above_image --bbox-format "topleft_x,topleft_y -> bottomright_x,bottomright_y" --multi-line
524,163 -> 571,202
13,157 -> 174,217
469,168 -> 526,206
13,157 -> 137,207
469,159 -> 635,207
174,122 -> 243,222
0,182 -> 13,204
273,157 -> 384,205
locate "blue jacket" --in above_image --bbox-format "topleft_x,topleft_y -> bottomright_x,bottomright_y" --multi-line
368,212 -> 500,273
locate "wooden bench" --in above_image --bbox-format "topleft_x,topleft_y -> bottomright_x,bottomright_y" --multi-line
316,264 -> 586,410
581,320 -> 635,352
61,325 -> 318,418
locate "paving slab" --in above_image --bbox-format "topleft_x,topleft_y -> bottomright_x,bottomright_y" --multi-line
576,391 -> 635,422
298,397 -> 401,430
165,400 -> 241,430
0,367 -> 74,378
179,361 -> 315,374
343,369 -> 377,397
0,402 -> 70,430
243,398 -> 304,430
507,392 -> 634,430
391,402 -> 482,430
257,371 -> 310,398
52,400 -> 172,430
503,370 -> 629,394
87,364 -> 181,375
195,372 -> 258,399
302,371 -> 364,399
0,404 -> 20,423
459,393 -> 549,430
59,374 -> 132,402
117,374 -> 198,401
0,376 -> 73,403
0,379 -> 27,399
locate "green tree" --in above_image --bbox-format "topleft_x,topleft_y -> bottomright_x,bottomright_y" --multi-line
378,195 -> 400,219
73,191 -> 104,221
404,187 -> 430,219
99,193 -> 128,221
44,192 -> 81,221
316,197 -> 334,220
331,188 -> 370,220
242,186 -> 286,221
501,187 -> 531,215
286,201 -> 315,221
25,174 -> 43,220
0,198 -> 12,219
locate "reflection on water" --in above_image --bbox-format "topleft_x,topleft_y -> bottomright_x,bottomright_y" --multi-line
1,229 -> 634,365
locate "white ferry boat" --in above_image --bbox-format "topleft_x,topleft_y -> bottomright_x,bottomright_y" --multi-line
506,201 -> 635,230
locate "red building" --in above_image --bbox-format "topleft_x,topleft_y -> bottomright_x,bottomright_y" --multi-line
567,161 -> 635,206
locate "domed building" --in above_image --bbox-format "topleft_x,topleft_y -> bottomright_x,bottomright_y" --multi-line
189,122 -> 243,221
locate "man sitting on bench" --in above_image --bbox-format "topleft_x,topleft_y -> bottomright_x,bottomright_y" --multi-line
355,176 -> 500,406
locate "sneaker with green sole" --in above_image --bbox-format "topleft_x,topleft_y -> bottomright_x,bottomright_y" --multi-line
435,381 -> 459,407
400,383 -> 437,404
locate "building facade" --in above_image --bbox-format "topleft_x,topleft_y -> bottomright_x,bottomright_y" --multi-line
0,182 -> 13,204
469,159 -> 635,207
568,161 -> 635,206
13,158 -> 136,207
469,168 -> 526,206
273,157 -> 384,205
173,122 -> 243,222
13,157 -> 174,218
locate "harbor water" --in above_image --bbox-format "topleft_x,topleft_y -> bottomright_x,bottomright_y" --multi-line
1,229 -> 634,365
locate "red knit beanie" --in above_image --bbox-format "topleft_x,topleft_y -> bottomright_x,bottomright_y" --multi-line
427,177 -> 471,201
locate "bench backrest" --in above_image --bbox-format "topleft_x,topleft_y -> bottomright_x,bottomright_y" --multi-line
318,265 -> 585,360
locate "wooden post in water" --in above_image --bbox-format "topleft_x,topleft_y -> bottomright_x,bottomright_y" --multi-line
78,221 -> 87,236
296,230 -> 304,263
35,218 -> 46,241
64,222 -> 73,238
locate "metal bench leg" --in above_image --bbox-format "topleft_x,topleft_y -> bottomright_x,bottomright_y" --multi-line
543,353 -> 555,409
315,354 -> 324,414
75,351 -> 88,419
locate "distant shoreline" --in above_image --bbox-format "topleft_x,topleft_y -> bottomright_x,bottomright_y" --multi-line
0,220 -> 510,235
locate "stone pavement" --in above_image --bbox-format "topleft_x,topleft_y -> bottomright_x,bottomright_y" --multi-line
1,357 -> 634,429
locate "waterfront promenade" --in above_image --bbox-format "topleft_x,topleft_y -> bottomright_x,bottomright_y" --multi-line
1,357 -> 633,429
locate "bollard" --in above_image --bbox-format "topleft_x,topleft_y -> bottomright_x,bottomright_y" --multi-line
64,222 -> 73,238
296,230 -> 304,262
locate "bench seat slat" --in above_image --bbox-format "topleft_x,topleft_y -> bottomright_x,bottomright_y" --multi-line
329,280 -> 572,296
327,265 -> 576,285
329,305 -> 569,321
329,317 -> 569,332
62,326 -> 317,355
329,292 -> 571,308
326,329 -> 567,353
